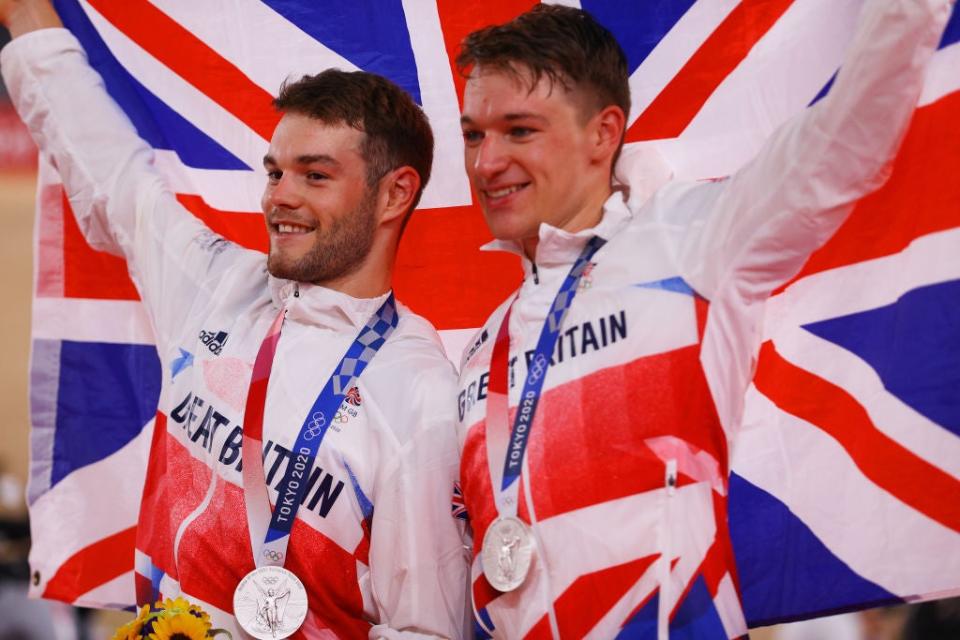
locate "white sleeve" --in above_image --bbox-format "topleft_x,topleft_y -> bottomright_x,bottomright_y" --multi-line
367,369 -> 470,640
0,28 -> 259,347
674,0 -> 953,303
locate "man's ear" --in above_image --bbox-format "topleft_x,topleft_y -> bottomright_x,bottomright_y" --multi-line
590,105 -> 626,165
377,166 -> 421,225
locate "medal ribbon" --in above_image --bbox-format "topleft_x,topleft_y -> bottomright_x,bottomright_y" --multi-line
241,294 -> 398,568
485,237 -> 606,516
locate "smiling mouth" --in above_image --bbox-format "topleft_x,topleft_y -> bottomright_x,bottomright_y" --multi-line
483,183 -> 529,199
273,222 -> 314,235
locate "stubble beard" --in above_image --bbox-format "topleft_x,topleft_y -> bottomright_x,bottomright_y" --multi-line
266,189 -> 379,286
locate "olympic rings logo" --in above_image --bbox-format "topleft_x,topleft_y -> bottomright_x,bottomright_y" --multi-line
334,410 -> 349,424
261,548 -> 284,562
527,354 -> 548,384
304,411 -> 326,440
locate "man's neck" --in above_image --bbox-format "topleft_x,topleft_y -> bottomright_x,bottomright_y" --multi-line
312,270 -> 392,299
521,188 -> 611,261
308,232 -> 398,299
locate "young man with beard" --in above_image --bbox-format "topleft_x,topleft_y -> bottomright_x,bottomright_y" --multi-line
1,1 -> 467,637
453,2 -> 952,638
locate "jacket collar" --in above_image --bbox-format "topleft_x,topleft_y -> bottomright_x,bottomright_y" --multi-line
481,188 -> 631,268
268,275 -> 391,330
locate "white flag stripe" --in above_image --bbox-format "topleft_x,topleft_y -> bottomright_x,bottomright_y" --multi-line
772,325 -> 960,478
32,297 -> 156,344
714,574 -> 749,639
74,570 -> 135,610
627,0 -> 739,127
27,424 -> 151,599
920,41 -> 960,106
736,385 -> 960,598
544,0 -> 583,9
79,0 -> 269,170
682,0 -> 862,149
148,0 -> 359,96
401,0 -> 473,209
763,228 -> 960,337
154,150 -> 264,213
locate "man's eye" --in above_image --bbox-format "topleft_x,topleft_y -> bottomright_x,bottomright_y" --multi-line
509,126 -> 534,139
306,172 -> 328,181
266,170 -> 282,182
462,130 -> 483,145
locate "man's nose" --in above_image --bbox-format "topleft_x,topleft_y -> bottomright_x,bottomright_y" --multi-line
266,174 -> 302,209
473,135 -> 509,179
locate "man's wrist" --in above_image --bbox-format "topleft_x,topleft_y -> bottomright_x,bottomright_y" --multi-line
2,1 -> 63,39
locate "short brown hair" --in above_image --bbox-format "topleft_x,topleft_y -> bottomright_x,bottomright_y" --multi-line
273,70 -> 434,213
457,4 -> 630,124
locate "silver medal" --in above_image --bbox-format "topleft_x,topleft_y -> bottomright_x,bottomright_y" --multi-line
233,566 -> 308,639
481,515 -> 534,592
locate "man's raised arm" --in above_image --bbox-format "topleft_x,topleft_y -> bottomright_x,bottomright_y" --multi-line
0,0 -> 248,346
1,0 -> 60,37
2,0 -> 182,258
673,0 -> 954,303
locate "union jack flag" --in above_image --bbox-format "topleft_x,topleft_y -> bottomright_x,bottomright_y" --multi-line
451,481 -> 468,521
731,83 -> 960,623
21,0 -> 960,629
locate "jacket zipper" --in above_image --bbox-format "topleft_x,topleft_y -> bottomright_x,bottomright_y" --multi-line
658,459 -> 678,639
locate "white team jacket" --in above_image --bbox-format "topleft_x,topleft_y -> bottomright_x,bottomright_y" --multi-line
2,29 -> 468,639
455,1 -> 952,638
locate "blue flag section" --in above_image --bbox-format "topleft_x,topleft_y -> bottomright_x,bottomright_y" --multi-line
53,0 -> 249,170
729,474 -> 899,626
804,279 -> 960,437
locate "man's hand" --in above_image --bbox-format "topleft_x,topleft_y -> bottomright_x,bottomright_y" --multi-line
0,0 -> 62,39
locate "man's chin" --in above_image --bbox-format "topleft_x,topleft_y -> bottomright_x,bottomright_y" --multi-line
266,254 -> 302,281
482,211 -> 538,244
488,225 -> 537,245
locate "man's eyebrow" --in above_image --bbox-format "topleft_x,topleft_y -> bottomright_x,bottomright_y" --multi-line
295,154 -> 341,167
261,154 -> 342,168
504,112 -> 547,123
460,112 -> 548,125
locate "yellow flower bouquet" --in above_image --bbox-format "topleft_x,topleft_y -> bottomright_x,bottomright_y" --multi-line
112,597 -> 231,640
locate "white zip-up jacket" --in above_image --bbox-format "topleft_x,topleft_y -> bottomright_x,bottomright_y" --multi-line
455,1 -> 952,638
2,29 -> 468,640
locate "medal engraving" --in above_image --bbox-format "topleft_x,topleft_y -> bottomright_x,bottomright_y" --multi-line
481,515 -> 534,592
233,566 -> 308,639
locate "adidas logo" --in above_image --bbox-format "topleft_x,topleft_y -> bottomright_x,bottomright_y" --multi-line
198,329 -> 228,356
